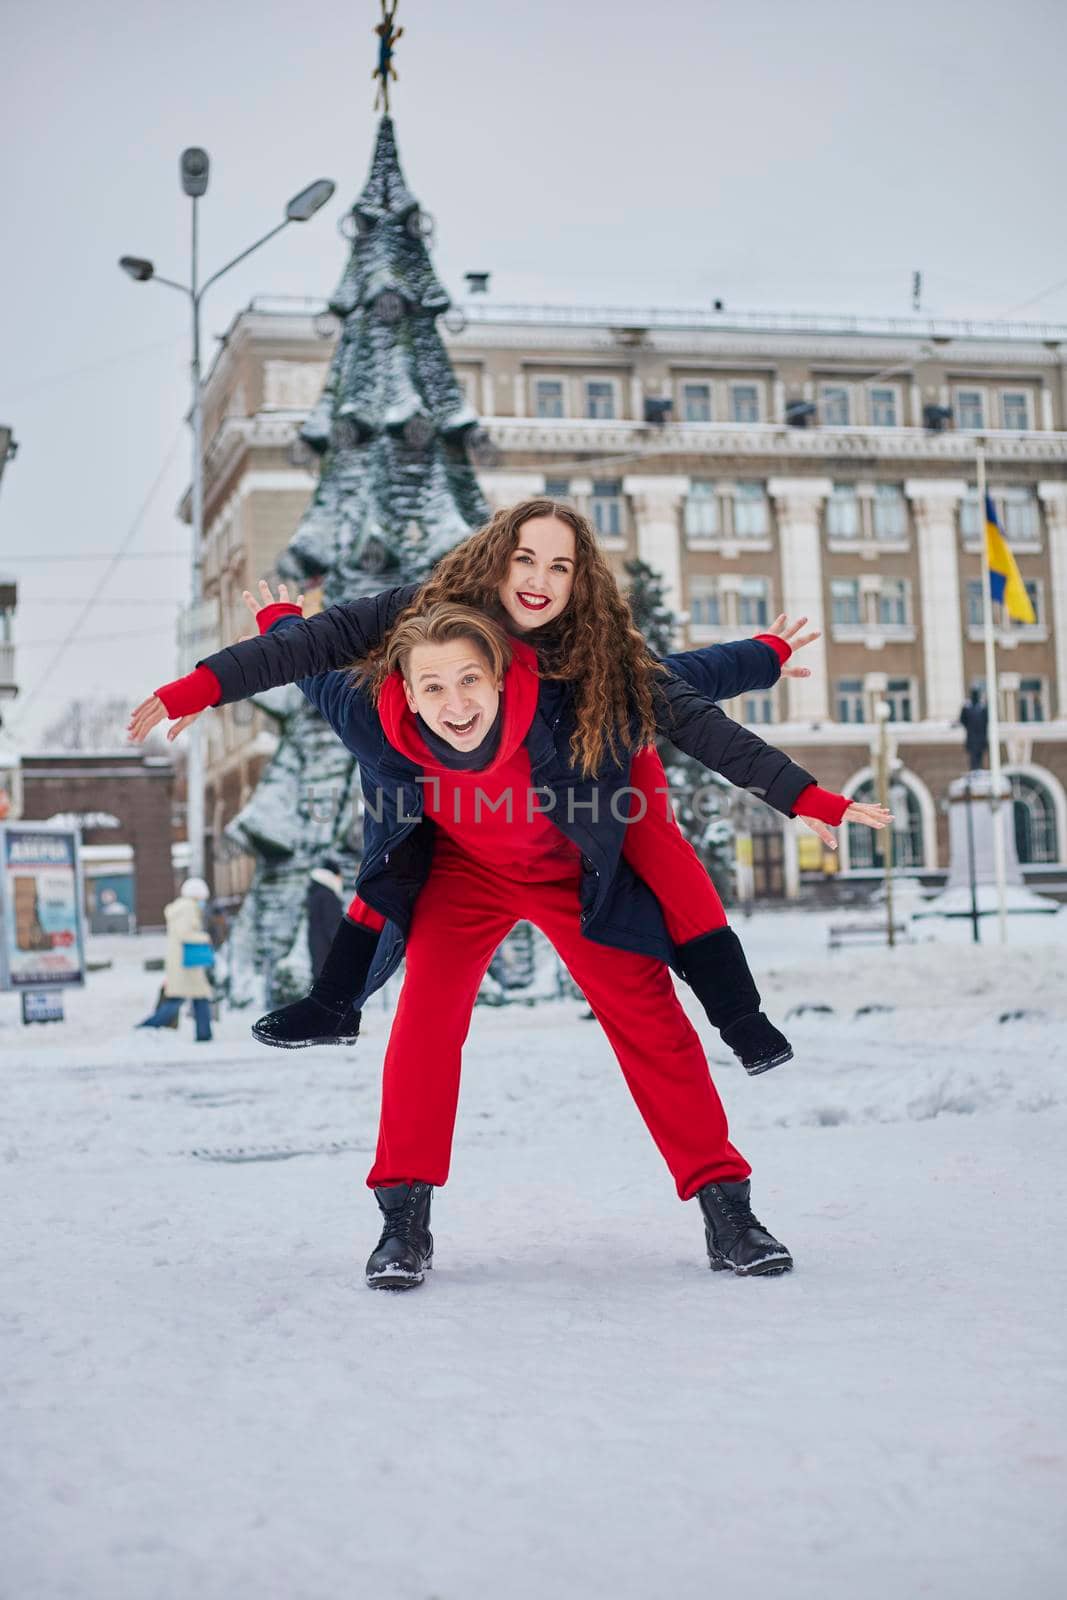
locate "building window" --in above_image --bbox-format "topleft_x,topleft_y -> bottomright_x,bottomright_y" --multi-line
831,578 -> 861,626
733,481 -> 769,537
1018,678 -> 1046,723
682,383 -> 712,422
742,691 -> 774,724
1022,579 -> 1042,625
737,577 -> 770,628
535,380 -> 564,419
966,579 -> 985,627
959,491 -> 982,541
544,478 -> 572,501
1000,391 -> 1031,431
873,484 -> 907,540
684,479 -> 718,539
730,383 -> 760,423
878,579 -> 910,627
886,677 -> 914,721
1011,775 -> 1058,863
820,385 -> 850,425
591,479 -> 624,537
955,389 -> 985,429
836,678 -> 865,723
689,579 -> 721,627
869,387 -> 898,426
585,381 -> 615,420
848,778 -> 924,868
1001,488 -> 1040,543
826,485 -> 860,539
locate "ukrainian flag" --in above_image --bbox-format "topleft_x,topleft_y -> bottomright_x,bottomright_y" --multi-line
985,493 -> 1036,624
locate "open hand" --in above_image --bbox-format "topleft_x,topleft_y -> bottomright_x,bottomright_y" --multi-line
764,613 -> 821,679
798,801 -> 893,851
127,697 -> 204,744
241,578 -> 304,622
128,580 -> 302,745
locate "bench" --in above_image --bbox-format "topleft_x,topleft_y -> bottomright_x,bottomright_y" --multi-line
827,921 -> 911,951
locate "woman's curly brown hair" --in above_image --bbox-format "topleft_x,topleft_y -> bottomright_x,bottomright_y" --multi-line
359,499 -> 664,777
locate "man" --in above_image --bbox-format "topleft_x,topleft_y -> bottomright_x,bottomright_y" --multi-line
306,857 -> 344,981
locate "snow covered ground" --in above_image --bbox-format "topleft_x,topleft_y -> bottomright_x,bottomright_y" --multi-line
3,909 -> 1066,1600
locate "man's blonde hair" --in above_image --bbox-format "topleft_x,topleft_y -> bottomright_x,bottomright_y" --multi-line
356,601 -> 513,700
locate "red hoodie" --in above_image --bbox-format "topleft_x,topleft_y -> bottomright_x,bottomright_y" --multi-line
378,637 -> 583,880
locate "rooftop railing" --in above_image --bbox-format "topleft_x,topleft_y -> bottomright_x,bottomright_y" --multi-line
245,295 -> 1067,344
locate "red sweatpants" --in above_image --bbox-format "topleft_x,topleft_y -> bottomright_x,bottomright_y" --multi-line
624,747 -> 727,942
366,844 -> 750,1199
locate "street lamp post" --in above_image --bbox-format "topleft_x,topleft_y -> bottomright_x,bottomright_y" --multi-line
120,154 -> 334,882
875,700 -> 895,947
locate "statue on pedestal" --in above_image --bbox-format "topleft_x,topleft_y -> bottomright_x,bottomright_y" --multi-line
959,688 -> 989,773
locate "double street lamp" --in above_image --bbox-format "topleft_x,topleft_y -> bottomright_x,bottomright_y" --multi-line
120,149 -> 335,882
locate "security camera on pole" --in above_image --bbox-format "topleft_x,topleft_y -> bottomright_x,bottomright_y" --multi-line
119,153 -> 335,880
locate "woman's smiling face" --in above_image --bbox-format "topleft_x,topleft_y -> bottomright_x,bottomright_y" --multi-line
496,516 -> 576,633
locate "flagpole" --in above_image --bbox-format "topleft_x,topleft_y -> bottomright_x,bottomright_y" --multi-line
976,444 -> 1009,944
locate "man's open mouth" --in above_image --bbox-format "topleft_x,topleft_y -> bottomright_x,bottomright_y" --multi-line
516,591 -> 551,611
443,713 -> 479,736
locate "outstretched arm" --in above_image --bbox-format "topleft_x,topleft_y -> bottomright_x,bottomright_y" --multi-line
655,676 -> 891,838
128,578 -> 416,743
660,614 -> 820,700
203,581 -> 417,703
657,677 -> 816,814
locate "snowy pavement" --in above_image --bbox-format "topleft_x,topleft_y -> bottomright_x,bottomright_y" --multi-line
3,913 -> 1067,1600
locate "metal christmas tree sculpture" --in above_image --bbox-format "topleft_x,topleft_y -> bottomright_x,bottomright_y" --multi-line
222,104 -> 489,1006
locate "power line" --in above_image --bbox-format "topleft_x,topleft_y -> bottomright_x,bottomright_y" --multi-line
5,336 -> 186,407
0,549 -> 188,564
1002,271 -> 1067,318
10,428 -> 186,729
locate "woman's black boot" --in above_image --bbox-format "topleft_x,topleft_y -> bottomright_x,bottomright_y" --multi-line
252,918 -> 378,1048
677,927 -> 792,1076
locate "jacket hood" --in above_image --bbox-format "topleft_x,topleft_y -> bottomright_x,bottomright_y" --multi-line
378,637 -> 540,772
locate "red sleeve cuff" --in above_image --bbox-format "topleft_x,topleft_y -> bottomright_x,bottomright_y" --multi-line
156,664 -> 222,718
346,895 -> 386,932
792,783 -> 849,826
257,601 -> 303,634
753,633 -> 792,666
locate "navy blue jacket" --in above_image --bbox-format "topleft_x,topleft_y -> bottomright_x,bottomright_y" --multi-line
243,610 -> 816,1005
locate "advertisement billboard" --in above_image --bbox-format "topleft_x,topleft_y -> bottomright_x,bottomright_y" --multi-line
0,824 -> 86,991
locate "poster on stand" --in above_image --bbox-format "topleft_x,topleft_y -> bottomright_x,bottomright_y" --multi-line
0,824 -> 86,992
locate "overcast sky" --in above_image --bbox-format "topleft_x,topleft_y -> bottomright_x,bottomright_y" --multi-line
2,0 -> 1066,746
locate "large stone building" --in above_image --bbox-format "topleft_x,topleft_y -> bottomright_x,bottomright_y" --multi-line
188,298 -> 1067,902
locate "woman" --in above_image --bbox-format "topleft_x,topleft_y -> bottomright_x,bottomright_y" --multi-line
131,499 -> 887,1070
137,876 -> 214,1043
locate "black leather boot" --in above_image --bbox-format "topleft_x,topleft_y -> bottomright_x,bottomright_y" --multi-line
252,918 -> 377,1048
697,1179 -> 793,1276
365,1182 -> 434,1290
678,927 -> 792,1075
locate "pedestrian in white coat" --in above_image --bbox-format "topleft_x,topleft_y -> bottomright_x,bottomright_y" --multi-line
138,878 -> 215,1041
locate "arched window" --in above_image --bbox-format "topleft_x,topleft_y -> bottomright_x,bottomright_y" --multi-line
1010,775 -> 1058,864
847,777 -> 924,869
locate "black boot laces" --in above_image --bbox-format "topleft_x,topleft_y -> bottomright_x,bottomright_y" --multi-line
715,1187 -> 765,1238
378,1190 -> 428,1249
